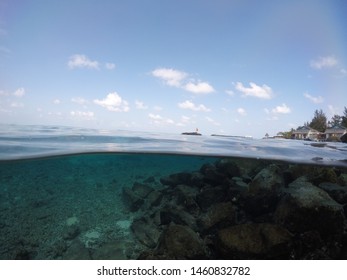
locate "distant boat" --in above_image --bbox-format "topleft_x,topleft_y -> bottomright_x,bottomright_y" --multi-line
181,131 -> 202,136
181,128 -> 201,136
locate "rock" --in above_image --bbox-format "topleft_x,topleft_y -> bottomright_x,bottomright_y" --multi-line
190,172 -> 205,188
160,172 -> 192,187
338,173 -> 347,186
196,185 -> 228,210
131,218 -> 161,248
318,182 -> 347,204
122,182 -> 155,211
275,179 -> 345,236
200,163 -> 226,185
92,241 -> 128,260
132,182 -> 154,198
216,223 -> 292,259
156,224 -> 208,259
249,164 -> 284,194
215,158 -> 241,178
146,190 -> 163,208
122,187 -> 144,211
144,176 -> 156,184
309,167 -> 339,185
63,225 -> 80,240
244,164 -> 284,216
198,202 -> 236,232
63,240 -> 91,260
174,185 -> 200,215
159,206 -> 198,231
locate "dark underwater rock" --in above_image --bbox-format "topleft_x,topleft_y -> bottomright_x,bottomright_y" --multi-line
216,223 -> 292,259
274,179 -> 345,236
196,185 -> 228,210
145,190 -> 163,208
243,164 -> 284,216
174,185 -> 200,215
318,182 -> 347,204
63,240 -> 91,260
122,187 -> 144,211
92,241 -> 127,260
156,224 -> 208,259
249,164 -> 285,194
160,172 -> 192,187
159,206 -> 198,230
132,182 -> 154,198
131,218 -> 161,248
215,158 -> 241,178
62,224 -> 80,240
200,163 -> 227,185
338,173 -> 347,186
122,182 -> 154,211
198,202 -> 236,232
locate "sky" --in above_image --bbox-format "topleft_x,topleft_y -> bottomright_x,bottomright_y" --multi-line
0,0 -> 346,138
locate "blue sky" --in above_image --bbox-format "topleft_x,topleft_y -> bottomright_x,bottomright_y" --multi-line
0,0 -> 346,138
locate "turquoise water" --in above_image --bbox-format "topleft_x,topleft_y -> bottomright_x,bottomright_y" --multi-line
0,124 -> 347,259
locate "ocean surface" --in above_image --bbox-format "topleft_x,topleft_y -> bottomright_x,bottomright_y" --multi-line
0,124 -> 347,260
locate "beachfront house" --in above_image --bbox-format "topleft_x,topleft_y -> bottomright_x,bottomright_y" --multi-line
292,126 -> 320,140
324,125 -> 347,141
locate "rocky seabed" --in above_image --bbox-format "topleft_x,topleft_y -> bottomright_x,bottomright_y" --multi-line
123,158 -> 347,259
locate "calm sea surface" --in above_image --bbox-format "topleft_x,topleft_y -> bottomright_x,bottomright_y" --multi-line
0,124 -> 347,260
0,124 -> 346,166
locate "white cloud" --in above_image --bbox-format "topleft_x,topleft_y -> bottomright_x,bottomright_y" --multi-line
71,97 -> 88,105
148,113 -> 162,121
235,82 -> 273,99
176,115 -> 192,127
310,55 -> 338,69
328,105 -> 338,116
237,107 -> 247,116
225,90 -> 235,96
152,67 -> 215,94
272,103 -> 291,114
184,81 -> 215,94
151,68 -> 187,87
205,116 -> 220,126
0,90 -> 8,96
68,54 -> 99,70
10,102 -> 24,108
178,100 -> 211,112
105,62 -> 116,70
13,87 -> 25,97
153,106 -> 163,111
135,100 -> 148,110
341,68 -> 347,76
70,110 -> 95,120
93,92 -> 129,112
303,92 -> 324,104
148,113 -> 174,125
181,115 -> 190,123
53,99 -> 61,104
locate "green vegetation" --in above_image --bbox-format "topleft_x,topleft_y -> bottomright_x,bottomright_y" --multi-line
277,106 -> 347,139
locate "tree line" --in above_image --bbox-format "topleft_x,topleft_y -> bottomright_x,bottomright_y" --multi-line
278,106 -> 347,139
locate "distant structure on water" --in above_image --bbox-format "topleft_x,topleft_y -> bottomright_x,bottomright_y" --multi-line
181,128 -> 202,136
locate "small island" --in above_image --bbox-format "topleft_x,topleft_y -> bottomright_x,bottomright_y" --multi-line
181,128 -> 202,136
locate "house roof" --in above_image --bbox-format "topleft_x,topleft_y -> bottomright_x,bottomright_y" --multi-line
325,125 -> 347,134
292,126 -> 319,134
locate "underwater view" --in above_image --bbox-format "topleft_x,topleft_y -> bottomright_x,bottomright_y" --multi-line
1,124 -> 347,260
